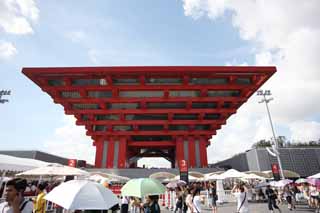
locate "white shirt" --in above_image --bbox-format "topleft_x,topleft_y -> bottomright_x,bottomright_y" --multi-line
186,194 -> 193,213
192,195 -> 201,213
233,192 -> 249,213
121,196 -> 129,204
0,199 -> 33,213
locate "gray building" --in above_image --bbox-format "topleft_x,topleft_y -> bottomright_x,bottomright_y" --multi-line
212,147 -> 320,177
0,150 -> 69,165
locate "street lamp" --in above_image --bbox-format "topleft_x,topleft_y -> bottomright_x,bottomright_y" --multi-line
257,90 -> 285,180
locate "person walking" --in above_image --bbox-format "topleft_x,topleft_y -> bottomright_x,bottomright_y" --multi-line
231,183 -> 249,213
120,196 -> 129,213
192,188 -> 203,213
149,195 -> 161,213
283,186 -> 295,211
34,182 -> 47,213
185,188 -> 194,213
265,185 -> 281,213
210,182 -> 218,213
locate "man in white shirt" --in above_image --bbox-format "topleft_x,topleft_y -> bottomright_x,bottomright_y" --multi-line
0,178 -> 33,213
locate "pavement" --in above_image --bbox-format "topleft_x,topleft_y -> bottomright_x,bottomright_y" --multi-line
161,202 -> 318,213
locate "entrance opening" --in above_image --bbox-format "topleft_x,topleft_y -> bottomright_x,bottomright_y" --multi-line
138,157 -> 171,169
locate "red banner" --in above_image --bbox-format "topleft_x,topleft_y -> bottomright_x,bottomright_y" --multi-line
179,160 -> 188,172
68,159 -> 77,167
271,163 -> 280,181
271,163 -> 279,174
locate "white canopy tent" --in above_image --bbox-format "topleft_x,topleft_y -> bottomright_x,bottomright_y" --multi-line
216,169 -> 249,179
16,163 -> 89,177
0,154 -> 50,172
308,172 -> 320,179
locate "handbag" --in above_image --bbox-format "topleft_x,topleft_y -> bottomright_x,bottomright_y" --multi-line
236,192 -> 246,213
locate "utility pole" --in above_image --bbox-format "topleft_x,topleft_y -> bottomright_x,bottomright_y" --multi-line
257,90 -> 285,180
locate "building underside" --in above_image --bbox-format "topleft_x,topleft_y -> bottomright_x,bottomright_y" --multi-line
23,66 -> 276,168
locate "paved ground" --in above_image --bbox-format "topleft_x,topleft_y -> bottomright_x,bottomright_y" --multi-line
161,202 -> 318,213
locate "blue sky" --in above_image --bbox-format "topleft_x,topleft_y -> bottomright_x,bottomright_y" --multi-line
1,0 -> 319,167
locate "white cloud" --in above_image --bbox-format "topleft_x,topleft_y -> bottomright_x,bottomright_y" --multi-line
0,40 -> 18,60
0,0 -> 39,34
88,49 -> 100,64
43,115 -> 95,164
184,0 -> 320,163
289,121 -> 320,142
65,30 -> 87,43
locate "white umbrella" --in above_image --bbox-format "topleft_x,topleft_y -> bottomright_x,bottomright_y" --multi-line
173,175 -> 198,181
295,178 -> 308,184
255,182 -> 270,188
45,180 -> 118,210
217,169 -> 249,179
243,173 -> 266,180
16,163 -> 89,177
205,173 -> 223,180
308,172 -> 320,179
166,180 -> 186,189
270,179 -> 293,187
89,172 -> 129,182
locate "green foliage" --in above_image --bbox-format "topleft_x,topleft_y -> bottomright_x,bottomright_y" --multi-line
251,136 -> 320,148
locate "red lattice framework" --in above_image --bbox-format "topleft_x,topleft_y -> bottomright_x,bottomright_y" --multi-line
23,66 -> 276,168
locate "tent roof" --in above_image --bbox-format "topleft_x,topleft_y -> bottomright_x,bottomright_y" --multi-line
0,154 -> 50,172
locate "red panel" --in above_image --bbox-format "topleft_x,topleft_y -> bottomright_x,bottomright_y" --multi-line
188,137 -> 196,168
94,138 -> 103,168
118,137 -> 127,168
176,137 -> 184,167
199,137 -> 208,167
106,139 -> 114,168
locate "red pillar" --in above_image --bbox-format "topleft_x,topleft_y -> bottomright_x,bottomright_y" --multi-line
188,136 -> 196,168
199,137 -> 208,167
94,137 -> 103,168
106,138 -> 115,168
118,137 -> 127,168
175,137 -> 184,168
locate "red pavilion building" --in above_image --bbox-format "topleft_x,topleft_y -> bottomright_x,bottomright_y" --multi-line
23,66 -> 276,168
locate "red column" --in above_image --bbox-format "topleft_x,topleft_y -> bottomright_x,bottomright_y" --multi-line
188,136 -> 196,168
199,137 -> 208,167
106,138 -> 115,168
175,137 -> 184,168
94,137 -> 103,168
118,137 -> 127,168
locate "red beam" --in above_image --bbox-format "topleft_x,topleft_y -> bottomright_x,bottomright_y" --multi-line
76,120 -> 226,126
128,141 -> 176,147
22,66 -> 276,77
43,84 -> 254,92
65,108 -> 236,115
55,97 -> 248,104
88,130 -> 216,136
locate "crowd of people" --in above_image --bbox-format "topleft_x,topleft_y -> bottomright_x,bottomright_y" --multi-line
0,178 -> 320,213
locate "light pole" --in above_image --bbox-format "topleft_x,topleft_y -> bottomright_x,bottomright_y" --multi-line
257,90 -> 285,180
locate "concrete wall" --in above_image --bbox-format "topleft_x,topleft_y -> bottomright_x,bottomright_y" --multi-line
213,153 -> 249,171
212,147 -> 320,177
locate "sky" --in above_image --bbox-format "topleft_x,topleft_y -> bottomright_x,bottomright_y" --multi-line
0,0 -> 319,168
